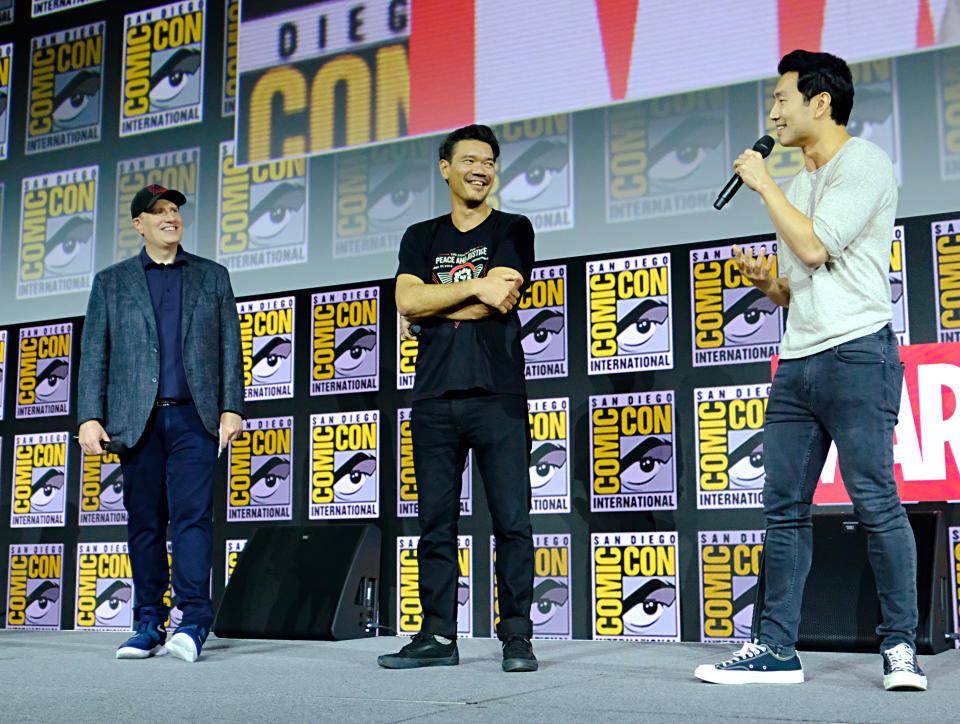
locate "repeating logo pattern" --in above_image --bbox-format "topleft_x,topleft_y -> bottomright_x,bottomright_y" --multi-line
120,1 -> 205,136
311,286 -> 380,395
217,140 -> 309,271
75,542 -> 133,631
689,242 -> 782,367
488,114 -> 574,232
694,383 -> 770,510
396,313 -> 417,390
0,42 -> 11,160
586,254 -> 673,374
606,89 -> 729,220
396,407 -> 471,518
7,543 -> 64,629
932,219 -> 960,342
225,538 -> 247,585
11,433 -> 68,528
79,450 -> 126,526
309,410 -> 379,520
26,22 -> 104,155
492,534 -> 571,639
18,167 -> 98,299
589,392 -> 677,512
0,329 -> 7,420
527,397 -> 570,514
228,416 -> 294,522
890,225 -> 911,345
698,530 -> 763,643
238,296 -> 295,400
16,323 -> 72,418
221,0 -> 238,116
115,147 -> 200,261
519,264 -> 568,380
32,0 -> 103,17
950,526 -> 959,649
592,531 -> 680,642
396,535 -> 472,637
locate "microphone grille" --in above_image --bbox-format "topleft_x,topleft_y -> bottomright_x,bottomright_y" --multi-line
753,135 -> 776,158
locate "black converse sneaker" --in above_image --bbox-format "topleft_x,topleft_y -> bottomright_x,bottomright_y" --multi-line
882,643 -> 927,691
694,641 -> 804,684
377,633 -> 459,669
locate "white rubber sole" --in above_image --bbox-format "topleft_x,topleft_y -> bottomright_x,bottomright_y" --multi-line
883,671 -> 927,691
116,643 -> 166,660
694,664 -> 804,684
165,633 -> 199,663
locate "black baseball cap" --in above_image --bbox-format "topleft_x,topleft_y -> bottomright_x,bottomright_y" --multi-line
130,184 -> 187,218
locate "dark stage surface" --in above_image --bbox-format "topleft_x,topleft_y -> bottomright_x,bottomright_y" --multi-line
0,632 -> 957,722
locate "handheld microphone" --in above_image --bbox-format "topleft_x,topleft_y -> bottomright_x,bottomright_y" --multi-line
713,135 -> 775,211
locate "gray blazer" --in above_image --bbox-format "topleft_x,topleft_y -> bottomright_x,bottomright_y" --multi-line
78,250 -> 244,447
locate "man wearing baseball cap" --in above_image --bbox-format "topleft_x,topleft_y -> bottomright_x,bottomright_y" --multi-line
78,185 -> 244,663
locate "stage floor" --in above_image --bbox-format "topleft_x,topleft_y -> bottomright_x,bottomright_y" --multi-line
0,631 -> 955,722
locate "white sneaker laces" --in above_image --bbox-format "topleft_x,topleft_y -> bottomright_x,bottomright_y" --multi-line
884,643 -> 915,671
720,641 -> 766,666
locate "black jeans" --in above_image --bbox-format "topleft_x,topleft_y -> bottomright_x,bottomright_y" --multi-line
411,392 -> 534,640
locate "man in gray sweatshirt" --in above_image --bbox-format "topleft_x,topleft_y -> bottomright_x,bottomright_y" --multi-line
694,50 -> 925,691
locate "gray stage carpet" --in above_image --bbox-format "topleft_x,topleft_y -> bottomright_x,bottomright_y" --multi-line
0,631 -> 956,722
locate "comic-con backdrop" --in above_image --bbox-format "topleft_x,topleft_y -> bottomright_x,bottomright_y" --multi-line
0,1 -> 959,642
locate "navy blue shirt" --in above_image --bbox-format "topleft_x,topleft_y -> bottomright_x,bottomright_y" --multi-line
140,246 -> 191,401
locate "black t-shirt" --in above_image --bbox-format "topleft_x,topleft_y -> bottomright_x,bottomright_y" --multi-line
396,209 -> 535,400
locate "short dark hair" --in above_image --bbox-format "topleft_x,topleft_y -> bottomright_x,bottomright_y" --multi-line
438,124 -> 500,162
778,49 -> 854,126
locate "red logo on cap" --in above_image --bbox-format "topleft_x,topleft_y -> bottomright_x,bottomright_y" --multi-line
146,184 -> 168,195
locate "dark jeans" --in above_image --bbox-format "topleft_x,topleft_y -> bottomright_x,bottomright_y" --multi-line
758,324 -> 917,654
411,392 -> 534,640
121,403 -> 217,628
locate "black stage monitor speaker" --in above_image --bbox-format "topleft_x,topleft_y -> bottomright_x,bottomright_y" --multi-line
214,524 -> 380,640
751,511 -> 951,654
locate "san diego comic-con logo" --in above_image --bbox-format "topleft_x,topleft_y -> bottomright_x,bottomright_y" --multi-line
698,530 -> 763,643
890,225 -> 911,344
238,296 -> 295,400
589,391 -> 677,513
950,526 -> 959,648
0,42 -> 12,160
18,166 -> 98,299
492,534 -> 572,640
26,22 -> 104,155
7,543 -> 64,630
761,59 -> 902,184
487,114 -> 574,232
32,0 -> 104,17
689,242 -> 783,367
605,89 -> 729,221
75,542 -> 134,631
225,538 -> 247,585
222,0 -> 238,116
519,264 -> 567,380
235,0 -> 411,164
396,407 -> 472,518
310,410 -> 379,520
311,286 -> 380,395
217,140 -> 309,271
228,416 -> 294,522
11,433 -> 69,528
333,138 -> 433,258
396,535 -> 473,637
586,253 -> 673,374
527,397 -> 570,514
0,329 -> 7,420
396,312 -> 417,390
115,148 -> 200,261
79,449 -> 126,526
120,1 -> 205,137
932,219 -> 960,342
937,46 -> 960,180
16,323 -> 72,418
592,531 -> 680,642
695,384 -> 769,510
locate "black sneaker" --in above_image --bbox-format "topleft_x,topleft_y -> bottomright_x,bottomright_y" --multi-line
882,643 -> 927,691
501,635 -> 538,672
377,633 -> 459,669
694,641 -> 803,684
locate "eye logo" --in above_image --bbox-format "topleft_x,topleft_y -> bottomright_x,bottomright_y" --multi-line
310,287 -> 380,395
699,531 -> 764,642
310,411 -> 380,520
527,397 -> 571,514
333,328 -> 377,377
95,579 -> 132,625
12,433 -> 69,527
34,358 -> 69,401
397,535 -> 473,637
619,436 -> 673,493
25,580 -> 61,626
333,452 -> 376,500
518,265 -> 568,380
17,325 -> 72,417
227,416 -> 294,522
80,451 -> 127,526
494,534 -> 572,638
7,545 -> 64,630
120,6 -> 206,136
238,297 -> 296,400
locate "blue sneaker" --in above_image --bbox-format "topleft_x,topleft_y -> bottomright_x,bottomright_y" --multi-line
882,643 -> 927,691
166,624 -> 208,663
694,641 -> 804,684
116,607 -> 167,659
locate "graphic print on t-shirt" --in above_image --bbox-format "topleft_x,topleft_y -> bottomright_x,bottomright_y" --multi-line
433,246 -> 488,284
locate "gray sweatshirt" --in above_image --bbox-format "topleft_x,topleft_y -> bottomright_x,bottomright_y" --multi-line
778,137 -> 897,359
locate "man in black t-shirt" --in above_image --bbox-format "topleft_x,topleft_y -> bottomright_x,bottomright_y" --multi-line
378,125 -> 538,673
